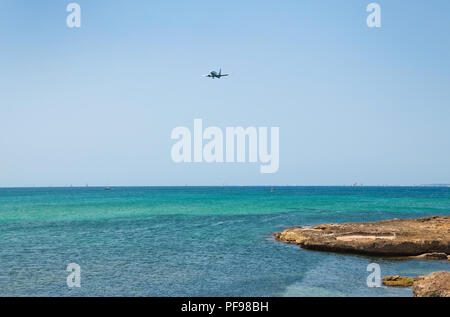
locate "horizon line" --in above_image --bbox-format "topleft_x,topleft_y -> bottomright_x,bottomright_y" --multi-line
1,184 -> 449,189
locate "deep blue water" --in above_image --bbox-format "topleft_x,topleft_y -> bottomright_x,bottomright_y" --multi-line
0,186 -> 449,296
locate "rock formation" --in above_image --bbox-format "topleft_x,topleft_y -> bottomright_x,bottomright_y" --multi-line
274,216 -> 450,257
383,275 -> 417,287
412,272 -> 450,297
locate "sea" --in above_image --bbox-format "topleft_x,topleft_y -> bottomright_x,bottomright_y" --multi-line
0,186 -> 448,297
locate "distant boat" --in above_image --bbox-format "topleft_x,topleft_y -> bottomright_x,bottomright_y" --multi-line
105,187 -> 111,190
271,187 -> 274,193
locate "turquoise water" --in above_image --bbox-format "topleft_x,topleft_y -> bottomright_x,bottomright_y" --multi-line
0,186 -> 449,297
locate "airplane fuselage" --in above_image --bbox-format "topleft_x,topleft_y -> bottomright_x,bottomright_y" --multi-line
205,69 -> 229,79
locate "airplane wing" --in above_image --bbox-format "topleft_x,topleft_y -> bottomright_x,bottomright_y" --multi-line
220,74 -> 230,77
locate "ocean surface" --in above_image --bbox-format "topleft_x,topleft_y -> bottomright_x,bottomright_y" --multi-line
0,186 -> 449,297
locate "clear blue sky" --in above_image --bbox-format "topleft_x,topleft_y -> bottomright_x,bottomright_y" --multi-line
1,0 -> 449,187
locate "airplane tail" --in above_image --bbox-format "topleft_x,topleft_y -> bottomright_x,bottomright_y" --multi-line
219,68 -> 222,76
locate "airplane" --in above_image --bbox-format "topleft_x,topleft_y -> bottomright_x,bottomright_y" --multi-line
203,69 -> 230,79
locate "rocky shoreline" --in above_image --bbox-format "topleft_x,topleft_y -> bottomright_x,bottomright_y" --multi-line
382,272 -> 450,297
274,216 -> 450,297
413,272 -> 450,297
274,216 -> 450,257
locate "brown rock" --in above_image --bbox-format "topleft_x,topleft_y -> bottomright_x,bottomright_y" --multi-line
413,272 -> 450,297
274,216 -> 450,257
410,252 -> 448,260
383,275 -> 416,287
313,224 -> 331,230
